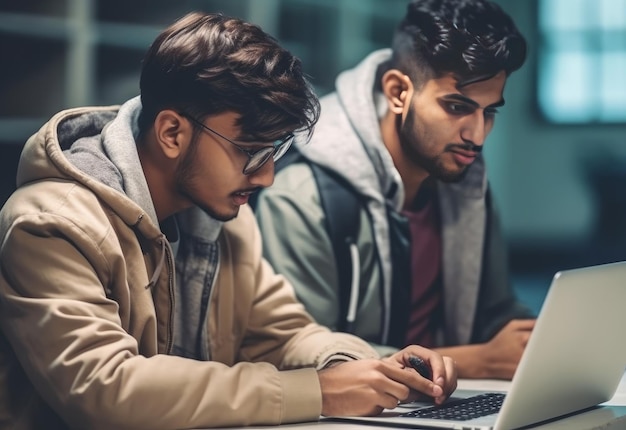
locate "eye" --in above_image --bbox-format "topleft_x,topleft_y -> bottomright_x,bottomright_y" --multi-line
484,108 -> 499,119
446,102 -> 473,115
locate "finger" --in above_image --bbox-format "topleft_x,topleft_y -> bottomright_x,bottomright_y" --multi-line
380,392 -> 404,411
418,353 -> 456,405
382,377 -> 412,404
382,355 -> 406,368
520,331 -> 533,347
386,349 -> 416,367
399,347 -> 447,395
434,357 -> 457,404
379,359 -> 443,399
420,352 -> 446,389
408,355 -> 432,380
512,318 -> 536,331
364,360 -> 414,403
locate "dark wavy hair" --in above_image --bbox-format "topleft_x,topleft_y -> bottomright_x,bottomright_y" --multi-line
138,12 -> 320,142
390,0 -> 527,87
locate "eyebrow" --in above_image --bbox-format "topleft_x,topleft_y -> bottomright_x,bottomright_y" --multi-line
442,93 -> 506,109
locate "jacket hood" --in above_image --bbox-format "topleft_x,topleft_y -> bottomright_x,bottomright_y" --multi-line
296,49 -> 401,209
17,97 -> 162,239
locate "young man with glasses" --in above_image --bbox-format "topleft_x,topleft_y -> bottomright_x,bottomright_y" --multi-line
256,0 -> 536,380
0,12 -> 456,430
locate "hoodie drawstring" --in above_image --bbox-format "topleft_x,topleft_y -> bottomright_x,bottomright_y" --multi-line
345,241 -> 361,333
146,236 -> 167,289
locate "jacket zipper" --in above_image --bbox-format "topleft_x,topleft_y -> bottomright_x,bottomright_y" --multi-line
162,236 -> 176,354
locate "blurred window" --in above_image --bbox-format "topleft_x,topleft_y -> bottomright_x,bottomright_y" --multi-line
538,0 -> 626,123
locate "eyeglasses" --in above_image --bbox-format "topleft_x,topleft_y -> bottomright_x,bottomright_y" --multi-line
183,114 -> 294,175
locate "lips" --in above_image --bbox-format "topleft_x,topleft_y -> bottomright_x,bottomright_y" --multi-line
232,190 -> 256,206
449,149 -> 478,166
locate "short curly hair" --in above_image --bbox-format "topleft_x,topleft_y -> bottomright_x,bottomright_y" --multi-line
138,12 -> 320,142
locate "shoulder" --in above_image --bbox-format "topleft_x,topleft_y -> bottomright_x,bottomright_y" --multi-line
2,180 -> 111,233
255,162 -> 325,218
0,181 -> 128,282
272,161 -> 316,192
0,179 -> 143,262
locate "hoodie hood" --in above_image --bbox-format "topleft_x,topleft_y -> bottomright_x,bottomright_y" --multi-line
16,97 -> 223,242
295,49 -> 403,211
64,97 -> 160,225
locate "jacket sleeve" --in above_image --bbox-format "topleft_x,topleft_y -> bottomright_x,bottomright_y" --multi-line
471,189 -> 536,343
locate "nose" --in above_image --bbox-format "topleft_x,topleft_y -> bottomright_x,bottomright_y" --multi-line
460,111 -> 488,147
248,158 -> 275,188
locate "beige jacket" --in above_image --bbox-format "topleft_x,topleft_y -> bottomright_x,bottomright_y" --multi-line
0,104 -> 378,430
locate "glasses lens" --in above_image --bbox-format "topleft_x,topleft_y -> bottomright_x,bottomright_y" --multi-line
244,147 -> 275,174
273,135 -> 294,161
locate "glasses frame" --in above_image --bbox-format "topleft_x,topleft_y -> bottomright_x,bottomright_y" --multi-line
182,113 -> 294,175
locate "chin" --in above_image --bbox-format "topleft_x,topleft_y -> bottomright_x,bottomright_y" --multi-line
212,210 -> 239,222
434,167 -> 469,184
195,203 -> 239,222
223,210 -> 239,222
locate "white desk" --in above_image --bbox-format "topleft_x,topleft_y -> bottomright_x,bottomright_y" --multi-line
222,372 -> 626,430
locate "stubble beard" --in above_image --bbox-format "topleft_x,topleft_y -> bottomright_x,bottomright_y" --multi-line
174,142 -> 239,222
398,112 -> 469,184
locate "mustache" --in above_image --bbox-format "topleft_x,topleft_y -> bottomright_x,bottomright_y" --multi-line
446,142 -> 483,153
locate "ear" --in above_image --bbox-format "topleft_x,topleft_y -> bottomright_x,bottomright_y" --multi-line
381,69 -> 413,115
153,110 -> 191,160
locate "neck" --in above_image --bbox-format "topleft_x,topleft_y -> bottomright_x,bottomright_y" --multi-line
380,111 -> 429,210
137,134 -> 189,222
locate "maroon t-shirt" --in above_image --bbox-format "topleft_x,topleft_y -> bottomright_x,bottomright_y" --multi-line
401,199 -> 442,348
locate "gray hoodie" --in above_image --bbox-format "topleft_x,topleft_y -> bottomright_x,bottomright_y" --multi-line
256,49 -> 532,352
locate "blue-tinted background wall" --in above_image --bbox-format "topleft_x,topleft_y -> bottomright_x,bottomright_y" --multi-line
1,0 -> 625,314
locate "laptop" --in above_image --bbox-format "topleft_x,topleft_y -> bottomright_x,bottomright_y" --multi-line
328,261 -> 626,429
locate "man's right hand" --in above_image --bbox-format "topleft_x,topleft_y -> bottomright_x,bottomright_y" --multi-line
317,347 -> 456,417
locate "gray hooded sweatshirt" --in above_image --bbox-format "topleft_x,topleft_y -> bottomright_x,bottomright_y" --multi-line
256,49 -> 532,355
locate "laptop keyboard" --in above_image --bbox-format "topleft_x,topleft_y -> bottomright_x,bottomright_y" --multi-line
400,392 -> 505,421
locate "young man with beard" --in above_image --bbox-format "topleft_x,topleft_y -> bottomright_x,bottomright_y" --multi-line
255,0 -> 536,380
0,12 -> 457,430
